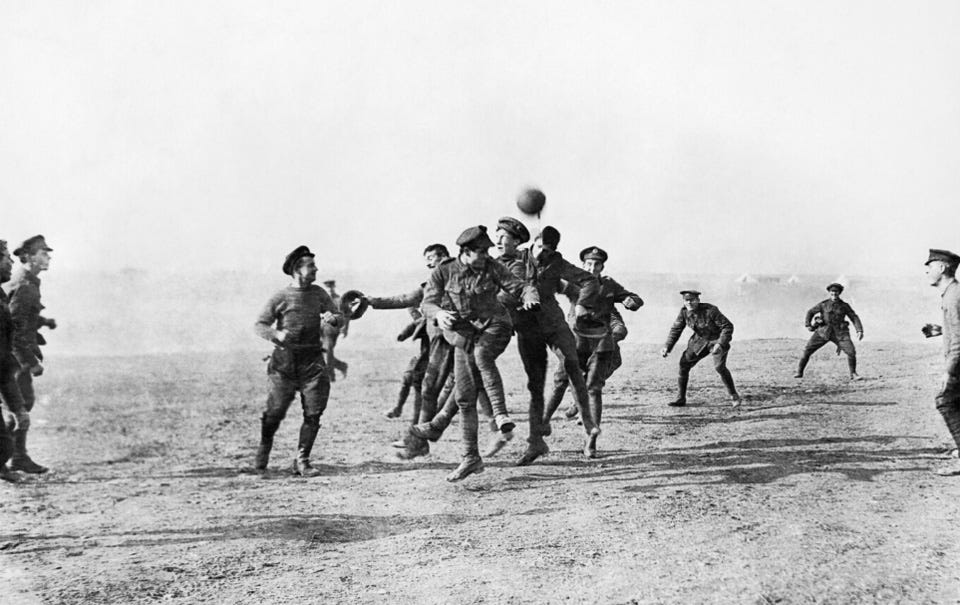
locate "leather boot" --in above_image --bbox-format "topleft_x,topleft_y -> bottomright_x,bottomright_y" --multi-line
293,417 -> 322,477
385,380 -> 411,418
8,429 -> 47,474
255,414 -> 281,470
669,372 -> 689,407
447,405 -> 483,482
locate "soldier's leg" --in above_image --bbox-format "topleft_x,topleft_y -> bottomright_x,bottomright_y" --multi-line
8,369 -> 45,473
385,359 -> 416,419
796,332 -> 829,377
935,379 -> 960,475
584,350 -> 612,458
672,347 -> 707,406
542,363 -> 570,431
712,346 -> 740,404
516,328 -> 549,443
548,329 -> 596,435
401,337 -> 453,457
0,366 -> 24,481
473,322 -> 514,457
837,334 -> 858,377
447,346 -> 484,482
294,369 -> 331,477
256,370 -> 298,471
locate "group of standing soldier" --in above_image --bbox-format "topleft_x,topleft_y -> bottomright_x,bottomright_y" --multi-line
0,235 -> 55,483
251,218 -> 960,482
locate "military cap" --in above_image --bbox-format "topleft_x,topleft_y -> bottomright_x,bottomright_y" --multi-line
323,279 -> 336,287
579,246 -> 608,263
496,217 -> 530,244
282,245 -> 315,276
925,248 -> 960,267
826,283 -> 844,293
536,226 -> 561,249
679,290 -> 701,299
12,235 -> 53,258
340,290 -> 369,320
456,225 -> 494,249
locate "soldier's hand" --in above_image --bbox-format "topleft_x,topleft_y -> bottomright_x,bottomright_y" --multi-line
320,311 -> 337,325
660,347 -> 669,358
857,331 -> 864,341
45,318 -> 57,330
521,300 -> 540,312
436,310 -> 457,331
30,363 -> 43,377
711,343 -> 721,354
574,304 -> 589,318
806,325 -> 815,332
274,329 -> 289,346
13,411 -> 29,432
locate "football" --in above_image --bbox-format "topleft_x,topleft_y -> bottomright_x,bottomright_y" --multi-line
516,188 -> 546,215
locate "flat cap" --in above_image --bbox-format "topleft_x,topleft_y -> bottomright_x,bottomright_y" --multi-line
496,217 -> 530,244
456,225 -> 494,249
282,245 -> 315,276
826,282 -> 844,293
13,235 -> 53,258
322,279 -> 336,287
679,290 -> 701,299
926,248 -> 960,267
537,226 -> 561,249
579,246 -> 608,263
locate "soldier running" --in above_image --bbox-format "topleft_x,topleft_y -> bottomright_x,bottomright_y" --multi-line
543,246 -> 643,456
795,283 -> 864,380
254,246 -> 344,477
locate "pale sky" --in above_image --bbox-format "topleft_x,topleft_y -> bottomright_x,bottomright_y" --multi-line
2,1 -> 958,277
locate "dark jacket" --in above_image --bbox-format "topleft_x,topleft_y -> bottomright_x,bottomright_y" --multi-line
664,303 -> 734,355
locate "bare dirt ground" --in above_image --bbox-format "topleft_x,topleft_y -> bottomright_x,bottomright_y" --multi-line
3,338 -> 960,604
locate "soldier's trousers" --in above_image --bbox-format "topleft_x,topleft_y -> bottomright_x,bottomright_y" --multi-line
419,334 -> 455,424
799,331 -> 857,374
452,320 -> 512,458
936,377 -> 960,449
264,350 -> 331,422
516,324 -> 596,443
0,364 -> 25,467
321,332 -> 348,376
679,344 -> 737,399
546,347 -> 618,425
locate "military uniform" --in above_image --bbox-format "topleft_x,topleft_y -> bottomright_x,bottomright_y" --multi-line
925,249 -> 960,474
321,281 -> 349,380
0,286 -> 28,480
5,235 -> 55,474
545,247 -> 643,433
421,226 -> 538,481
498,226 -> 601,464
663,291 -> 739,406
796,284 -> 863,379
254,246 -> 344,476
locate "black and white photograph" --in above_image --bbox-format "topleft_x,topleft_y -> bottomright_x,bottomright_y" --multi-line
3,2 -> 960,603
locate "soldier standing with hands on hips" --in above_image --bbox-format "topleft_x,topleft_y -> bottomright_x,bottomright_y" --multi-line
661,290 -> 740,408
254,246 -> 344,477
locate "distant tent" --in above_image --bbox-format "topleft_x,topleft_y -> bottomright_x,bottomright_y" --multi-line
735,273 -> 758,284
786,274 -> 802,285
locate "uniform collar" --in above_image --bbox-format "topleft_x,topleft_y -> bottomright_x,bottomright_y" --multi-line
940,277 -> 959,297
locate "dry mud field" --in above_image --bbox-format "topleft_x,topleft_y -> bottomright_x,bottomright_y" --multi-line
3,338 -> 960,604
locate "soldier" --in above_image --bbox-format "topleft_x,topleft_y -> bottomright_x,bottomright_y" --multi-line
320,279 -> 350,381
421,225 -> 539,481
542,246 -> 643,456
0,240 -> 30,482
254,246 -> 344,477
5,235 -> 56,474
795,283 -> 864,380
920,249 -> 960,476
660,290 -> 741,407
497,223 -> 602,465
